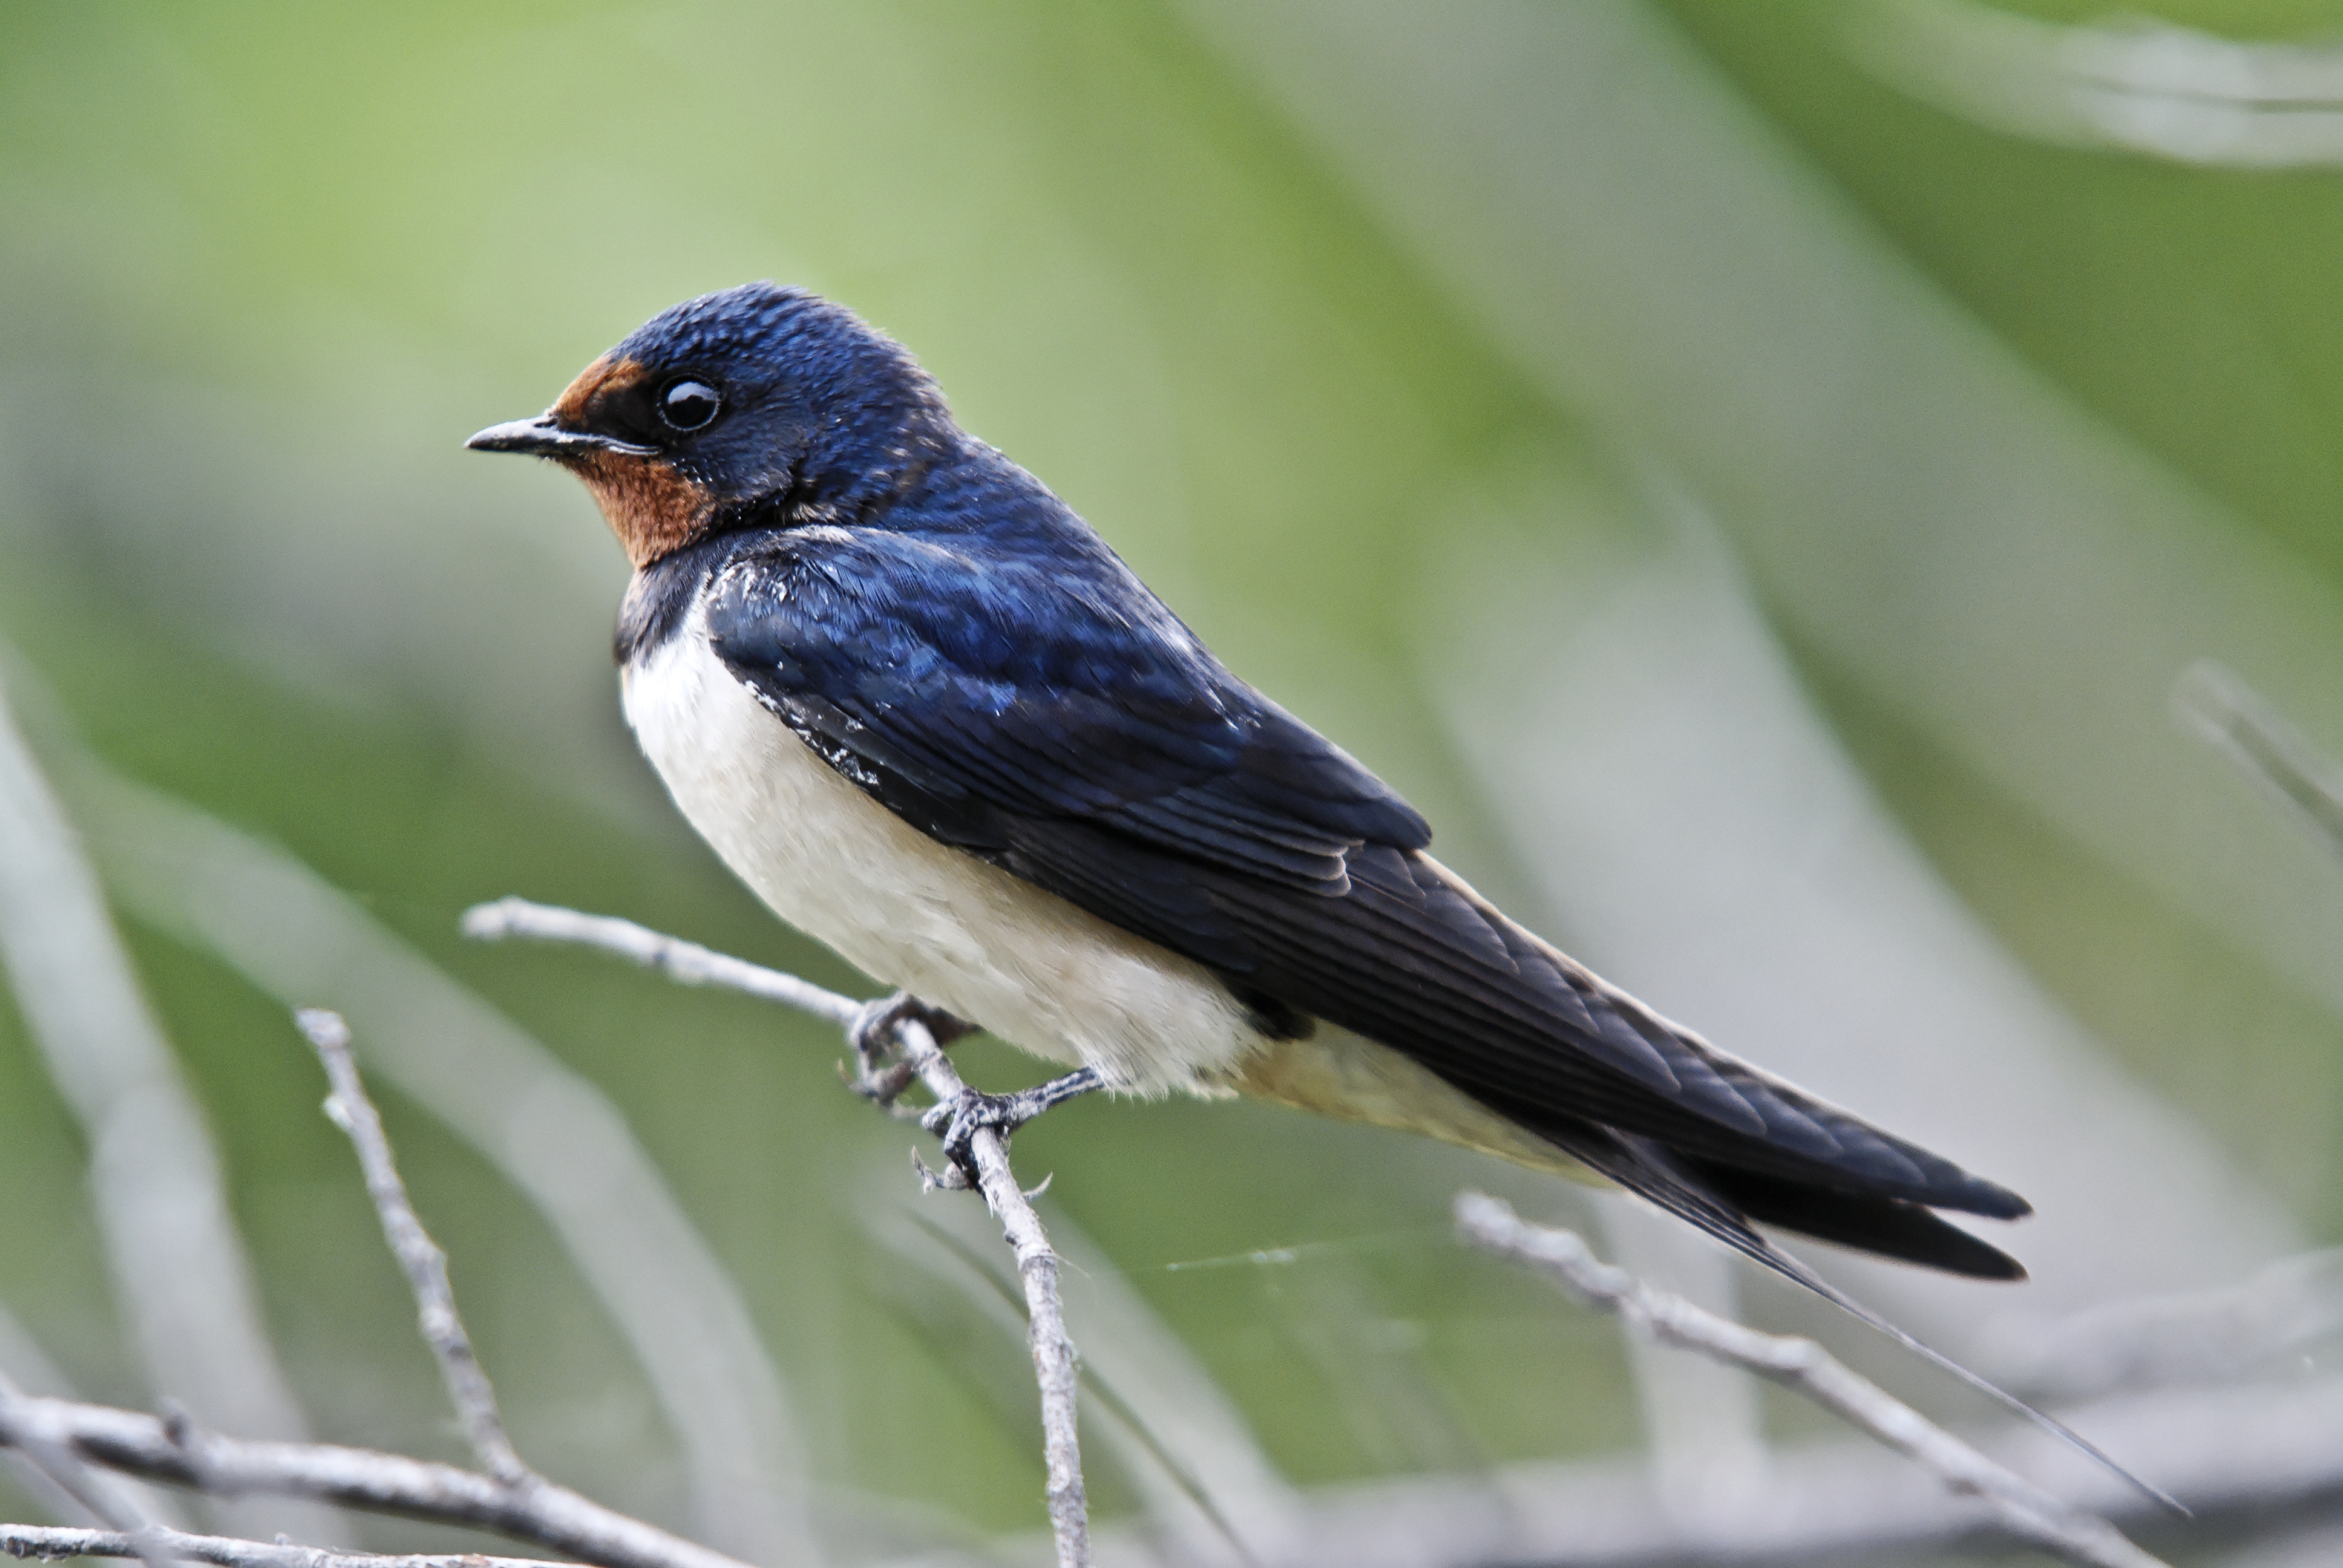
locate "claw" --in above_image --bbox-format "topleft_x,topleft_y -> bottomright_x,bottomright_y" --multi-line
918,1068 -> 1103,1187
838,1057 -> 925,1119
847,990 -> 972,1105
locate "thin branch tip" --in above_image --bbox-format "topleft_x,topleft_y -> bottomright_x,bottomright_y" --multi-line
1456,1192 -> 2169,1568
297,1008 -> 535,1491
459,898 -> 519,940
293,1008 -> 350,1051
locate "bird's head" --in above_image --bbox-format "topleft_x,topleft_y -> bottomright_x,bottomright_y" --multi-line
468,283 -> 956,567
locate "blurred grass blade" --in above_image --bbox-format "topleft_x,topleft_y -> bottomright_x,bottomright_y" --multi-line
1849,0 -> 2343,168
0,671 -> 341,1545
1254,1250 -> 1489,1481
2173,661 -> 2343,862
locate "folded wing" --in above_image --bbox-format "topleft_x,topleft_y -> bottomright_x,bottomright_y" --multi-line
703,525 -> 2026,1278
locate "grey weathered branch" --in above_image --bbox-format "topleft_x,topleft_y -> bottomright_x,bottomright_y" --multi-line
1455,1192 -> 2166,1568
459,900 -> 860,1028
0,1373 -> 160,1568
0,1007 -> 757,1568
294,1010 -> 529,1488
941,1366 -> 2341,1568
462,897 -> 1090,1568
0,1522 -> 573,1568
0,1396 -> 747,1568
73,764 -> 808,1561
891,1013 -> 1090,1567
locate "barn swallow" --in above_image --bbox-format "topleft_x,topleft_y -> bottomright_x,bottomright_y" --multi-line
469,283 -> 2169,1503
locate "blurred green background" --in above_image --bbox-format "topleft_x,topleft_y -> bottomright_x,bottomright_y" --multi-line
3,2 -> 2342,1564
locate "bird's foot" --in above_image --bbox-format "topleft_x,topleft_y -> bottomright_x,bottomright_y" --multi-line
846,990 -> 972,1110
919,1067 -> 1103,1188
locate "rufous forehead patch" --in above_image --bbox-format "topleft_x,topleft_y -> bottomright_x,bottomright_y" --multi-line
552,353 -> 652,427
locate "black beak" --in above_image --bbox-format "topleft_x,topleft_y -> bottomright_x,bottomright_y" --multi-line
465,414 -> 657,459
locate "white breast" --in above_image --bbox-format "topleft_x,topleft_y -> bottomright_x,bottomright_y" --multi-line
620,616 -> 1266,1094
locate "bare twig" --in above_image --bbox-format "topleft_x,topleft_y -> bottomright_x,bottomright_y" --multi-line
459,900 -> 858,1028
885,1367 -> 2343,1567
76,771 -> 808,1562
1455,1192 -> 2166,1568
2,1028 -> 748,1568
0,1376 -> 156,1552
462,897 -> 1091,1568
0,1396 -> 748,1568
1,1359 -> 180,1568
293,1010 -> 528,1488
888,1017 -> 1089,1568
0,1523 -> 575,1568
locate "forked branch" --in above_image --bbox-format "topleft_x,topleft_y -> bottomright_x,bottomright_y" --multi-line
462,897 -> 1091,1568
0,1008 -> 753,1568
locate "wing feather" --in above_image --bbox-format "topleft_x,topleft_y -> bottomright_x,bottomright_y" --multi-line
698,528 -> 2026,1221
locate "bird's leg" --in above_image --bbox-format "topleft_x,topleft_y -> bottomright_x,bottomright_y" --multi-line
922,1067 -> 1104,1183
847,990 -> 974,1108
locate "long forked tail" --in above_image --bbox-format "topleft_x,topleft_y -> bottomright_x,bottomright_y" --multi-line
1539,1117 -> 2189,1518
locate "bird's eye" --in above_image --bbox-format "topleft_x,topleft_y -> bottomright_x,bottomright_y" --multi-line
659,379 -> 722,432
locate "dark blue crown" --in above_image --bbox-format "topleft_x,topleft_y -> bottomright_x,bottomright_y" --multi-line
615,283 -> 942,419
